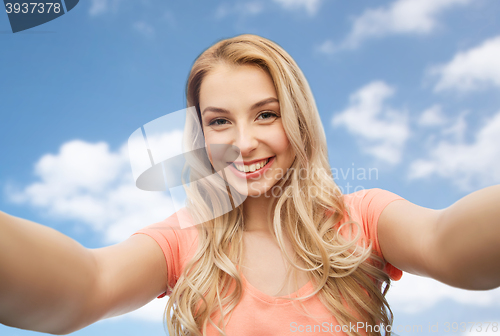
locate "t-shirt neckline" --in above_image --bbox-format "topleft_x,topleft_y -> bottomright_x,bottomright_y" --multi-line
239,269 -> 314,304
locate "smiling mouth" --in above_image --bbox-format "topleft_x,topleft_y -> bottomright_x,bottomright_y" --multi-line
231,157 -> 273,173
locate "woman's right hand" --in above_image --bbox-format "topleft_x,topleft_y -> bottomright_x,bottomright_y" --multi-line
0,211 -> 168,335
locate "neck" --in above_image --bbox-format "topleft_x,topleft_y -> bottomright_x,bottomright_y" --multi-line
242,193 -> 277,233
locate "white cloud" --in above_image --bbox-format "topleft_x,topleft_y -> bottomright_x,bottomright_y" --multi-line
418,105 -> 448,127
98,294 -> 169,323
89,0 -> 123,16
463,324 -> 500,336
273,0 -> 322,15
89,0 -> 107,16
431,35 -> 500,92
331,0 -> 471,52
163,10 -> 177,28
242,1 -> 264,15
4,131 -> 193,323
332,81 -> 410,165
133,21 -> 155,38
440,111 -> 467,141
7,139 -> 179,244
409,111 -> 500,190
316,39 -> 335,55
215,0 -> 321,20
215,2 -> 264,19
388,272 -> 500,314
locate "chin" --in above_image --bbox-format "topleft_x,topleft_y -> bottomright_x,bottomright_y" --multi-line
225,179 -> 270,198
247,180 -> 278,198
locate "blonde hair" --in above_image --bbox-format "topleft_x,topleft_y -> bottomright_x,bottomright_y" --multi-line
164,34 -> 393,336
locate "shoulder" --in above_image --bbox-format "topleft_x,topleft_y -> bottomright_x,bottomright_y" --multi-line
342,188 -> 406,280
131,208 -> 199,298
133,208 -> 199,254
343,187 -> 403,204
140,207 -> 196,230
342,188 -> 405,220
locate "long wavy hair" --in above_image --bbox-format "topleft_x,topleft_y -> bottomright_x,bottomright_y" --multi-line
164,34 -> 393,336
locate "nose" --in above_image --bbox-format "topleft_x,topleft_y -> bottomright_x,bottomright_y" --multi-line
234,125 -> 258,157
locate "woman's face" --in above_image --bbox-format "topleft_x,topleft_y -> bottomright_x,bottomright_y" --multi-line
199,64 -> 296,197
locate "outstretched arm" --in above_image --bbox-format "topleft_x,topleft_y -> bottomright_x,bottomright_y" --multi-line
0,211 -> 99,334
0,211 -> 168,335
378,185 -> 500,290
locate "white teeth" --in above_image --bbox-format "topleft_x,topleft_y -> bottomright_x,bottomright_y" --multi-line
233,158 -> 270,173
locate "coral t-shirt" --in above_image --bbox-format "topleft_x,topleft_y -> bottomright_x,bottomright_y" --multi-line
131,188 -> 404,335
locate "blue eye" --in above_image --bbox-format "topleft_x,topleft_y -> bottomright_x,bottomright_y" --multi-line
258,111 -> 278,120
208,119 -> 229,126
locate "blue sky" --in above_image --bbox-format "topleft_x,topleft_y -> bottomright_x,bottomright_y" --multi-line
2,0 -> 500,335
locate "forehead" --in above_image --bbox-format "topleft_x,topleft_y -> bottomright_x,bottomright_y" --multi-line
199,64 -> 278,109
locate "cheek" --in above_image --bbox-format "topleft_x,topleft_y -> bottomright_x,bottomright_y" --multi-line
204,136 -> 212,161
267,127 -> 291,155
204,130 -> 237,160
204,134 -> 234,169
205,134 -> 213,166
203,132 -> 219,161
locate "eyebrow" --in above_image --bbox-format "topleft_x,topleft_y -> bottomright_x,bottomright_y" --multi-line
201,97 -> 279,116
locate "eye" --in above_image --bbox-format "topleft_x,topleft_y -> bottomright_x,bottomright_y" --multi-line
257,111 -> 279,120
208,118 -> 230,126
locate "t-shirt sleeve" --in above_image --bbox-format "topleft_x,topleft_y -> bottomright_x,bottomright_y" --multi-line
347,188 -> 405,281
131,209 -> 198,298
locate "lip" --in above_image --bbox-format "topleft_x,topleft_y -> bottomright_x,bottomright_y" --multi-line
228,156 -> 275,180
231,156 -> 274,165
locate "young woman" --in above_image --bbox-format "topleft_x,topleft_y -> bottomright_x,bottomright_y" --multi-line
1,34 -> 499,336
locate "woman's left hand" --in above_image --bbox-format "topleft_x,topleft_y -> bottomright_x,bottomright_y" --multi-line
378,185 -> 500,290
